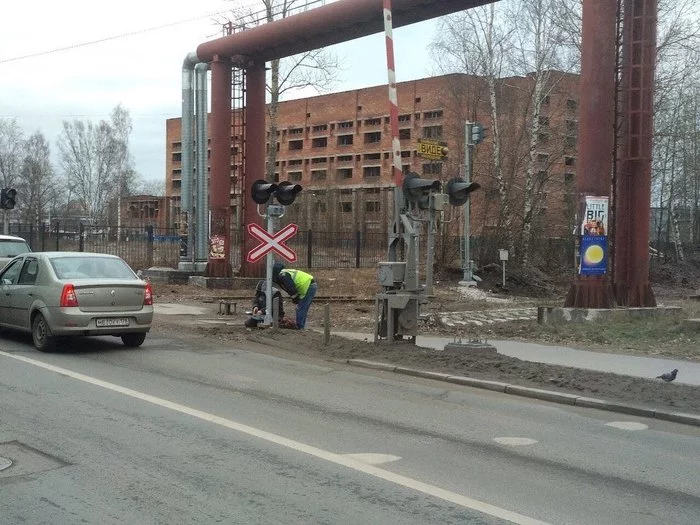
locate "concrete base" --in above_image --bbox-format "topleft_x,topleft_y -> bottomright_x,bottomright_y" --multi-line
458,280 -> 478,287
189,276 -> 262,291
141,268 -> 200,285
444,341 -> 496,354
537,305 -> 683,324
682,318 -> 700,330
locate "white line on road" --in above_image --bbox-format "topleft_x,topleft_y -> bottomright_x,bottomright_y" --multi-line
0,350 -> 550,525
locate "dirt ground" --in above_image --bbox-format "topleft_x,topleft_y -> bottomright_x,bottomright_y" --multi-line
150,263 -> 700,416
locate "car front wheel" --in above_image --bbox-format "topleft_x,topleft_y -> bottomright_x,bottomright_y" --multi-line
32,313 -> 55,352
121,333 -> 146,347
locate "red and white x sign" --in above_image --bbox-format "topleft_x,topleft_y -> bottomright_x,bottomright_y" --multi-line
246,223 -> 298,263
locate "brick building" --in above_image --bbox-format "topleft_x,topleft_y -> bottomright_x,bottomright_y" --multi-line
164,71 -> 580,248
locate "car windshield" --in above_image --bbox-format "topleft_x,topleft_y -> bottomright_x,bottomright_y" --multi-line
50,256 -> 137,280
0,239 -> 31,257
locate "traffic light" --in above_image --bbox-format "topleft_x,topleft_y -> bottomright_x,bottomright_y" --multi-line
0,188 -> 16,210
471,123 -> 486,144
251,180 -> 278,204
275,181 -> 303,205
250,179 -> 303,205
402,172 -> 441,210
446,177 -> 481,206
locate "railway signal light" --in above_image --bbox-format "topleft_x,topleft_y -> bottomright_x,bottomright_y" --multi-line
0,188 -> 16,210
446,177 -> 480,206
402,172 -> 441,210
251,180 -> 303,206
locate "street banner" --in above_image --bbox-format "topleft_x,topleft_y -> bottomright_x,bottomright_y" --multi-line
578,196 -> 609,275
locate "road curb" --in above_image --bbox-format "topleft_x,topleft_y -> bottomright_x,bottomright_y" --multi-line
347,359 -> 700,428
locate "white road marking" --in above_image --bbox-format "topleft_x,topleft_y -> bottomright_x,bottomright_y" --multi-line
494,437 -> 539,446
341,453 -> 401,465
0,350 -> 550,525
605,421 -> 649,431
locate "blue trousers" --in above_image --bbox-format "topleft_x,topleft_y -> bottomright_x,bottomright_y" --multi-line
296,282 -> 317,329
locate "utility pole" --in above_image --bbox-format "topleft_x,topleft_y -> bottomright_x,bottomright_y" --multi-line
461,121 -> 476,286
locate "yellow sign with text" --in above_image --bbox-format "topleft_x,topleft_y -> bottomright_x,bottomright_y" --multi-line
417,139 -> 448,160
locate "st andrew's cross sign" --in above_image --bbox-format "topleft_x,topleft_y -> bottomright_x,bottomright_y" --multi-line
246,222 -> 298,263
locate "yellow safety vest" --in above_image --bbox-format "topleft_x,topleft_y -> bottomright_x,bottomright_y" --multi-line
281,269 -> 314,298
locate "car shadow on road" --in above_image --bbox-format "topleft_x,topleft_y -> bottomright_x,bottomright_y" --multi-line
0,329 -> 139,354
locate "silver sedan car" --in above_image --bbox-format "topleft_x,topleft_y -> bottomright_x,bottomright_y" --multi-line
0,252 -> 153,351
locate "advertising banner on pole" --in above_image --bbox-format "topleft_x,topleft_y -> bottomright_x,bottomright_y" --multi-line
579,196 -> 609,275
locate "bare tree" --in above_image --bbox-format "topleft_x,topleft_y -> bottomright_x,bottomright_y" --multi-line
431,4 -> 515,256
0,118 -> 24,190
58,105 -> 135,222
507,0 -> 571,265
18,131 -> 57,228
221,0 -> 341,180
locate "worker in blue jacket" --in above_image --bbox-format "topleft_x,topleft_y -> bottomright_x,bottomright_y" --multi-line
272,262 -> 317,329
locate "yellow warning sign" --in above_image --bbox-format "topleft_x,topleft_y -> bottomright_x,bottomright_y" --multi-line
417,139 -> 448,160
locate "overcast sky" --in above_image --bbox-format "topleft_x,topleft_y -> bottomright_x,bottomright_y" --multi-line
1,0 -> 438,184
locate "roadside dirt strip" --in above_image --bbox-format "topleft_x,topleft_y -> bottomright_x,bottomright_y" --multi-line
347,359 -> 700,428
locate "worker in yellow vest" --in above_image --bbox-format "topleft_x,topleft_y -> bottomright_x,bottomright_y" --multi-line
272,262 -> 317,329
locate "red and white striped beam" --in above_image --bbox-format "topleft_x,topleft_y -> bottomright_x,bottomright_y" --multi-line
383,0 -> 403,187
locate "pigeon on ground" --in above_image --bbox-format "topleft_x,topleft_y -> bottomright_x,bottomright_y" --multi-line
656,369 -> 678,382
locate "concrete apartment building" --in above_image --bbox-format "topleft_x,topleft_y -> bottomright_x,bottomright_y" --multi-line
163,71 -> 580,246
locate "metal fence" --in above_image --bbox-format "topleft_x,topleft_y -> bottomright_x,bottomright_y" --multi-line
9,222 -> 578,273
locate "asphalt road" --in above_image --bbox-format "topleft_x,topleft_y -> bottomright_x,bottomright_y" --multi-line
1,330 -> 699,525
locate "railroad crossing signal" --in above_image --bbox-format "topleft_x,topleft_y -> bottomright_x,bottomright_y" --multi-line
246,222 -> 298,263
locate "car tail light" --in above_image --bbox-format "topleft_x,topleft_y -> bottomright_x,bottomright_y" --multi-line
60,284 -> 79,307
144,282 -> 153,306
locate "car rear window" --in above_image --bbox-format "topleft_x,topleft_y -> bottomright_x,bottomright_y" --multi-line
50,256 -> 137,280
0,239 -> 31,257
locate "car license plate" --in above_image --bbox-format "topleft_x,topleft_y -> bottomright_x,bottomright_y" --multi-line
96,318 -> 129,327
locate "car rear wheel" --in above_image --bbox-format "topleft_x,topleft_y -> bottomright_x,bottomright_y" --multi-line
121,333 -> 146,347
32,313 -> 55,352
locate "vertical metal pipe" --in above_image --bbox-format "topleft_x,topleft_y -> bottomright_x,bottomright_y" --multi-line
195,62 -> 210,263
180,53 -> 198,267
613,0 -> 657,306
205,55 -> 233,277
240,62 -> 267,278
564,0 -> 618,307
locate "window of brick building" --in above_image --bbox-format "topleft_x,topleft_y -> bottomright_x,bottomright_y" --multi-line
311,170 -> 327,181
338,121 -> 354,129
364,118 -> 382,126
312,137 -> 328,148
172,152 -> 182,162
365,201 -> 381,213
422,163 -> 442,175
537,153 -> 550,164
337,155 -> 353,162
288,171 -> 302,181
363,153 -> 381,161
288,159 -> 303,166
423,110 -> 443,119
564,172 -> 575,185
398,114 -> 411,122
567,99 -> 577,110
314,202 -> 327,213
336,168 -> 353,180
565,156 -> 576,166
422,125 -> 442,139
363,166 -> 381,178
289,127 -> 304,135
311,157 -> 328,164
340,202 -> 353,213
312,124 -> 328,132
364,131 -> 382,144
399,128 -> 411,140
289,139 -> 303,150
565,136 -> 577,149
337,134 -> 353,146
